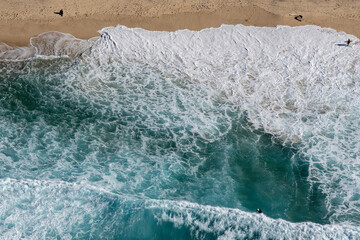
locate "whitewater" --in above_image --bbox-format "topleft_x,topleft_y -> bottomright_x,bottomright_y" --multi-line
1,24 -> 360,239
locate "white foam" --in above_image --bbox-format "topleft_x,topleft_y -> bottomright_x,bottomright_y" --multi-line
0,32 -> 97,60
2,23 -> 360,231
0,42 -> 36,60
147,199 -> 360,239
1,178 -> 359,239
89,24 -> 360,225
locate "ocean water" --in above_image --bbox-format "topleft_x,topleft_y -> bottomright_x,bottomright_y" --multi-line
1,24 -> 360,239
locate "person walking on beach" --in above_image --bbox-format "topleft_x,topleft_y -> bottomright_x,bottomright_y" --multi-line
54,9 -> 63,16
346,39 -> 351,46
294,15 -> 303,22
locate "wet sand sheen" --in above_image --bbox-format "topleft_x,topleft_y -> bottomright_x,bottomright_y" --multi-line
1,0 -> 360,46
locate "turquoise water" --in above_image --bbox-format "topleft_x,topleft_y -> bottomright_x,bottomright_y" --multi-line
1,25 -> 360,239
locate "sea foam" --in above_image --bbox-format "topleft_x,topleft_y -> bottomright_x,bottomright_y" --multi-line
89,24 -> 360,225
1,24 -> 360,238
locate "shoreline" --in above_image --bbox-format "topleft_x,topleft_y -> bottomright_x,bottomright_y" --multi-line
1,2 -> 360,46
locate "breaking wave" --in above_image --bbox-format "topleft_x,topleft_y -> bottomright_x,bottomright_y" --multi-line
1,24 -> 360,239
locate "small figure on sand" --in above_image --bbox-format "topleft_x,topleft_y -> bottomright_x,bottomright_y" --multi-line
346,39 -> 351,46
54,9 -> 63,17
294,15 -> 303,22
257,209 -> 263,214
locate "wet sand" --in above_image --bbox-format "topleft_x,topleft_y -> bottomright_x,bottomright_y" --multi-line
1,0 -> 360,46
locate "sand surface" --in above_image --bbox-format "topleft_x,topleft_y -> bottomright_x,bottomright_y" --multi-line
1,0 -> 360,46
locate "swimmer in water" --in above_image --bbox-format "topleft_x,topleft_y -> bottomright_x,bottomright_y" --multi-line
257,209 -> 263,213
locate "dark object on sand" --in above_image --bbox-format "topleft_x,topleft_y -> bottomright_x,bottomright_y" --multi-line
294,15 -> 303,22
54,9 -> 63,16
257,209 -> 263,213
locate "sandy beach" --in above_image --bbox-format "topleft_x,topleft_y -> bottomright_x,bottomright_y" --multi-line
1,0 -> 360,46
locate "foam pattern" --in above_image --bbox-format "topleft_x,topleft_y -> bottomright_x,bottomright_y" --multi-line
1,24 -> 360,238
93,24 -> 360,225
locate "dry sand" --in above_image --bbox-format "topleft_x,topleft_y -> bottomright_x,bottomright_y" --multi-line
1,0 -> 360,46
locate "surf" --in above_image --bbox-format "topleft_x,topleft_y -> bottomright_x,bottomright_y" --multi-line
0,24 -> 360,238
